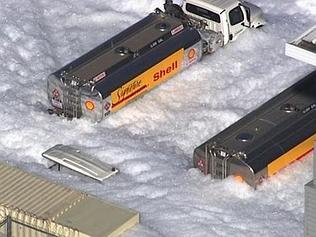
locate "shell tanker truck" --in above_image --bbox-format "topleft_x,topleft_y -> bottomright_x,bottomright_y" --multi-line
47,0 -> 265,122
194,27 -> 316,188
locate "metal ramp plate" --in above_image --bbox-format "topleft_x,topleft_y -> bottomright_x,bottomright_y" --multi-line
286,26 -> 316,66
42,144 -> 118,182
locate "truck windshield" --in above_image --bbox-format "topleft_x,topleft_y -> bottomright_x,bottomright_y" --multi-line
186,3 -> 221,23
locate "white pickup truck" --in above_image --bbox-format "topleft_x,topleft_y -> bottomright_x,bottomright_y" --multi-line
166,0 -> 265,51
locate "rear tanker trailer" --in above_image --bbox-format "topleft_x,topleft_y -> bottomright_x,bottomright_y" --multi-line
193,71 -> 316,187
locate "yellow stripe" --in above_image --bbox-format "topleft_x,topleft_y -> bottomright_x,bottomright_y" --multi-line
268,134 -> 316,176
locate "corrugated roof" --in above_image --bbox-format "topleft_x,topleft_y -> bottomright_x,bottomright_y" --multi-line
0,163 -> 139,237
0,164 -> 85,220
55,196 -> 139,237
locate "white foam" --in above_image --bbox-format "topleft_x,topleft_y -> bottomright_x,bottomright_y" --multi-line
0,0 -> 315,236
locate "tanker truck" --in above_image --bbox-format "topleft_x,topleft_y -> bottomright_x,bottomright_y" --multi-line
48,0 -> 265,121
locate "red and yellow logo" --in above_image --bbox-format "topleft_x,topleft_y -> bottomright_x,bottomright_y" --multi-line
85,100 -> 95,111
188,48 -> 196,60
153,61 -> 178,82
111,49 -> 184,111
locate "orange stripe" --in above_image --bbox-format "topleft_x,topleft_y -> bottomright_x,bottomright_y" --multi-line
293,148 -> 313,162
268,134 -> 316,176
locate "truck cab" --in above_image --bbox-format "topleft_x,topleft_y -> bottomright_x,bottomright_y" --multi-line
182,0 -> 265,45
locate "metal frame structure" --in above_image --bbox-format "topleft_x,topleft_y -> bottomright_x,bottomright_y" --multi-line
286,26 -> 316,67
304,144 -> 316,236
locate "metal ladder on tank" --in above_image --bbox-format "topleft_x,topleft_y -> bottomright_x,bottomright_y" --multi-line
208,144 -> 229,179
62,82 -> 82,119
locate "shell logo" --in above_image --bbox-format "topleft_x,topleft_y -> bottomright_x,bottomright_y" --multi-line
85,100 -> 95,111
188,48 -> 196,60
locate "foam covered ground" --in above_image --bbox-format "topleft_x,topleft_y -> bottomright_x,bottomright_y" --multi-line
0,0 -> 315,236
